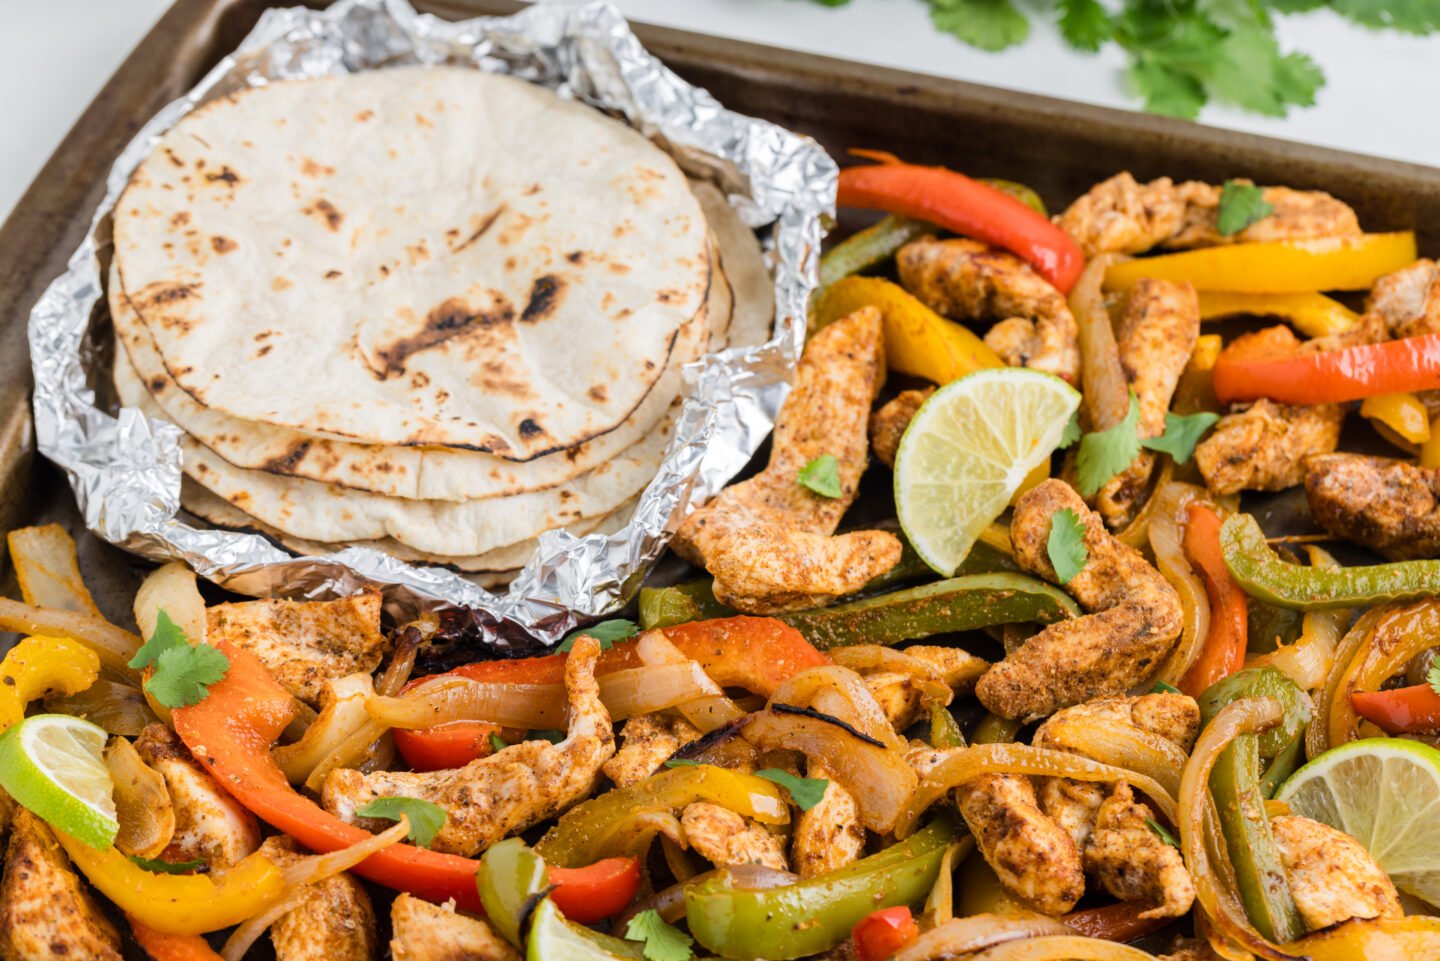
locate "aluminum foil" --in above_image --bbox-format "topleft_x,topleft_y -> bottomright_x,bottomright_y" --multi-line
28,0 -> 834,647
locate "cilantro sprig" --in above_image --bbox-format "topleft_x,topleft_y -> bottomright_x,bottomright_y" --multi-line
557,618 -> 638,653
755,769 -> 830,811
1046,508 -> 1089,585
625,909 -> 695,961
355,796 -> 447,848
1146,816 -> 1181,848
1217,180 -> 1276,236
1427,662 -> 1440,698
128,609 -> 230,709
798,454 -> 844,498
129,855 -> 207,874
1074,393 -> 1219,495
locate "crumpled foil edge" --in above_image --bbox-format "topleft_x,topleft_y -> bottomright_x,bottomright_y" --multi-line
27,0 -> 835,647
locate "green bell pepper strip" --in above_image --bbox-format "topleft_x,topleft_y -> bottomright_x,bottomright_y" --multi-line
1197,666 -> 1312,761
1259,730 -> 1306,800
1210,732 -> 1307,943
535,765 -> 789,868
684,818 -> 956,961
778,572 -> 1080,651
970,713 -> 1023,745
1221,513 -> 1440,610
929,702 -> 967,749
818,215 -> 935,291
477,838 -> 550,949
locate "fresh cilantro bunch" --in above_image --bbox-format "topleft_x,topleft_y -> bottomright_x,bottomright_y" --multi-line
807,0 -> 1440,119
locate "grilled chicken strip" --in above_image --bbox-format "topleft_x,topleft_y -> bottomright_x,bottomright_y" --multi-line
323,636 -> 613,856
870,388 -> 932,469
389,893 -> 520,961
1094,279 -> 1199,529
206,589 -> 388,705
957,771 -> 1087,916
603,713 -> 702,789
0,809 -> 123,961
260,837 -> 377,961
897,238 -> 1080,384
135,723 -> 260,868
681,802 -> 788,871
1306,453 -> 1440,560
1195,400 -> 1344,496
1085,782 -> 1195,920
1272,815 -> 1402,931
791,760 -> 866,879
1366,258 -> 1440,339
1057,173 -> 1360,257
674,307 -> 899,613
978,480 -> 1182,720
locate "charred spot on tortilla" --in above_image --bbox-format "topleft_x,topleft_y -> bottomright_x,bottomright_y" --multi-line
270,277 -> 293,291
588,385 -> 608,403
452,205 -> 507,254
299,158 -> 335,178
368,296 -> 517,380
520,275 -> 565,324
210,236 -> 237,254
519,418 -> 545,439
162,148 -> 185,168
205,165 -> 241,185
170,212 -> 190,228
262,440 -> 312,474
565,250 -> 585,264
302,198 -> 343,231
148,375 -> 168,395
325,270 -> 343,280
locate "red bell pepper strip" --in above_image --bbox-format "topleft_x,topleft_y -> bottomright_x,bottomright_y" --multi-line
128,918 -> 224,961
393,721 -> 502,772
1351,684 -> 1440,735
1180,503 -> 1248,698
1062,901 -> 1171,942
547,858 -> 643,924
836,151 -> 1085,293
1214,331 -> 1440,406
851,905 -> 921,961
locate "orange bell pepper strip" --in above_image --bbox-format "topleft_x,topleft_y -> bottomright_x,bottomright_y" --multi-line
1197,290 -> 1359,338
128,917 -> 225,960
1106,232 -> 1417,294
1180,503 -> 1248,698
1214,331 -> 1440,406
547,858 -> 643,924
1062,901 -> 1171,942
392,720 -> 502,772
1351,684 -> 1440,735
851,906 -> 921,961
837,151 -> 1084,293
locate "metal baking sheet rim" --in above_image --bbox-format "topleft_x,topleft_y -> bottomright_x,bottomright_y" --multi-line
26,0 -> 836,647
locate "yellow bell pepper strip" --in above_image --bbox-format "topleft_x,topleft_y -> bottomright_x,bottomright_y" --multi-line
1422,416 -> 1440,468
1215,331 -> 1440,407
684,817 -> 956,961
0,636 -> 100,731
55,829 -> 286,935
1197,291 -> 1359,338
1292,915 -> 1440,961
810,276 -> 1003,383
535,764 -> 789,868
1361,392 -> 1431,447
1105,232 -> 1417,294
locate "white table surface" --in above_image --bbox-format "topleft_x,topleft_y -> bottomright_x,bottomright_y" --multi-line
3,0 -> 1439,225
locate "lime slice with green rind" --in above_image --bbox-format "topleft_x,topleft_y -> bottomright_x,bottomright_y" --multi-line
0,714 -> 117,848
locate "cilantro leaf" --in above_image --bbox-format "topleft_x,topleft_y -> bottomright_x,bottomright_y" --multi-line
1046,508 -> 1089,585
1216,180 -> 1276,237
1428,662 -> 1440,698
625,909 -> 695,961
529,729 -> 566,744
1142,411 -> 1221,464
557,618 -> 638,653
798,454 -> 843,499
145,643 -> 230,709
756,769 -> 830,811
1146,817 -> 1181,848
355,796 -> 447,848
1128,55 -> 1206,120
810,0 -> 852,6
929,0 -> 1031,52
1152,679 -> 1183,695
1331,0 -> 1440,34
128,609 -> 189,670
1075,393 -> 1142,497
489,732 -> 508,753
1058,0 -> 1113,51
1058,412 -> 1082,450
129,855 -> 206,874
664,758 -> 701,768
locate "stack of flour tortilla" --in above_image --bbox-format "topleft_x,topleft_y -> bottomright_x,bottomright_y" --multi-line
108,66 -> 772,586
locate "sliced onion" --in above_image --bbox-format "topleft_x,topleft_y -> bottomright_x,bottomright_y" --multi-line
133,562 -> 206,649
635,632 -> 746,733
1116,459 -> 1175,552
892,743 -> 1178,839
923,838 -> 974,929
105,736 -> 174,859
1308,607 -> 1383,759
220,817 -> 409,961
830,646 -> 952,706
669,718 -> 761,771
1327,599 -> 1440,749
273,673 -> 377,785
0,597 -> 141,676
303,718 -> 389,794
1149,482 -> 1211,686
1037,717 -> 1188,797
46,680 -> 158,736
376,626 -> 425,696
770,666 -> 905,751
967,934 -> 1162,960
1179,696 -> 1292,961
8,524 -> 101,613
745,705 -> 916,833
1071,253 -> 1129,432
892,912 -> 1074,961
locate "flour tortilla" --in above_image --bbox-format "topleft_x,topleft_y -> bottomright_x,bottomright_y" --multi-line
113,65 -> 709,458
111,251 -> 716,501
691,182 -> 775,347
180,480 -> 636,573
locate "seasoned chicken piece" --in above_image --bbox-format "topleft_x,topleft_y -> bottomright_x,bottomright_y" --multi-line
897,238 -> 1080,384
904,645 -> 989,694
1195,399 -> 1344,496
0,789 -> 13,836
956,773 -> 1085,916
1272,815 -> 1401,931
1158,938 -> 1226,961
1033,694 -> 1201,755
1084,782 -> 1195,919
865,671 -> 926,731
207,589 -> 388,704
1366,258 -> 1440,339
390,893 -> 519,961
135,723 -> 260,868
1307,453 -> 1440,559
1057,173 -> 1359,256
1095,279 -> 1200,529
1036,777 -> 1108,852
602,713 -> 702,788
0,809 -> 122,961
870,388 -> 932,468
978,480 -> 1182,720
674,308 -> 899,613
681,802 -> 788,871
791,761 -> 866,878
323,636 -> 614,856
260,837 -> 377,961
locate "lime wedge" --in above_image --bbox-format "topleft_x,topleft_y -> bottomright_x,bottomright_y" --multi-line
894,367 -> 1081,575
1276,738 -> 1440,906
526,897 -> 643,961
0,714 -> 117,848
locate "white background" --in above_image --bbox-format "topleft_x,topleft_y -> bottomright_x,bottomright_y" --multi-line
3,0 -> 1438,223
